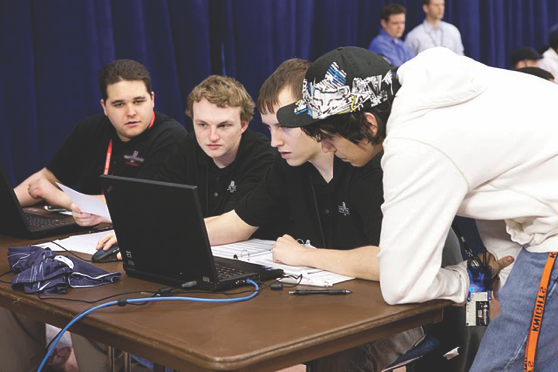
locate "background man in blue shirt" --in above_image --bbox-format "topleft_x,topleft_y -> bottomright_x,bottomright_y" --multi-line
368,3 -> 415,67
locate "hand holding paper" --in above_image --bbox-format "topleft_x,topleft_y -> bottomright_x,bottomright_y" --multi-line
57,183 -> 112,222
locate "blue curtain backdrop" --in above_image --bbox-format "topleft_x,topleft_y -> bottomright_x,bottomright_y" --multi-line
2,0 -> 558,186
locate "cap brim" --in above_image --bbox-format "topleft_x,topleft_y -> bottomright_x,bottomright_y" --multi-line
276,102 -> 324,128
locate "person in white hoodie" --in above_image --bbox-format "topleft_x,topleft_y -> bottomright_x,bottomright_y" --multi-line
276,46 -> 558,371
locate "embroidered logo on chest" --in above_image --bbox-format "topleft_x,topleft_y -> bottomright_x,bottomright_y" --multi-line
338,202 -> 350,216
124,151 -> 145,166
227,180 -> 237,193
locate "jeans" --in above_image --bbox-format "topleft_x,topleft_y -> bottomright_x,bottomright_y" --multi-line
470,249 -> 558,371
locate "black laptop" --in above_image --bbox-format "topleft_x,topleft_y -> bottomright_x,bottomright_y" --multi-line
0,162 -> 85,239
100,175 -> 283,291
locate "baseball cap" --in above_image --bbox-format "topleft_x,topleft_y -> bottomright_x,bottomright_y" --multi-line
277,46 -> 395,128
510,47 -> 543,67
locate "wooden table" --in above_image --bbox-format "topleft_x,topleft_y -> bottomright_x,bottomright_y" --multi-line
0,233 -> 449,371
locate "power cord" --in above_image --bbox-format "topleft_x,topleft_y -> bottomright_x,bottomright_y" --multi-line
47,241 -> 92,262
37,279 -> 260,372
0,269 -> 12,284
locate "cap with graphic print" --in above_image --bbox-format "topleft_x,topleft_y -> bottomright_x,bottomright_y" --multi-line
277,46 -> 395,128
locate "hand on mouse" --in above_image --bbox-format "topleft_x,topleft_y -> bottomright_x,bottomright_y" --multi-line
96,233 -> 122,260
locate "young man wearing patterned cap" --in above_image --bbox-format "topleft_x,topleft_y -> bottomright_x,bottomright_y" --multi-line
276,45 -> 558,371
206,58 -> 426,371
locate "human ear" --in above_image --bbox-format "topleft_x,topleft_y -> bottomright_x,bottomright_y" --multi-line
380,19 -> 387,30
364,112 -> 379,137
100,99 -> 108,116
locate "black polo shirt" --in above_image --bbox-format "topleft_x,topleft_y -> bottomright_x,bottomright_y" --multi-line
156,129 -> 276,217
47,112 -> 186,195
235,152 -> 384,250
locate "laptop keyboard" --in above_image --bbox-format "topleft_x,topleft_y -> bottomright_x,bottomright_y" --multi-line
215,262 -> 250,280
25,214 -> 73,228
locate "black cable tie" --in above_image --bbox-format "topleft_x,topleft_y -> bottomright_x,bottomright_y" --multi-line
117,298 -> 128,307
157,287 -> 173,295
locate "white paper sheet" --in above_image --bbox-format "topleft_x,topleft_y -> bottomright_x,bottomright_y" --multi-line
57,183 -> 111,222
40,229 -> 115,255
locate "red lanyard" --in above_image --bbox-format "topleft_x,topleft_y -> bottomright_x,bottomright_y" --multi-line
104,140 -> 113,175
523,251 -> 557,372
103,112 -> 155,175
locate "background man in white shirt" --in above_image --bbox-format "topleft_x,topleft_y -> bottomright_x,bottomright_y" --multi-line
405,0 -> 464,56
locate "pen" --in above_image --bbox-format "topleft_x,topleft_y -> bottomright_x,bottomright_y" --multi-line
44,205 -> 69,213
289,289 -> 351,295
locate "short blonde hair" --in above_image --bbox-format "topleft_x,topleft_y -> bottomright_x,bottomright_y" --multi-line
186,75 -> 254,122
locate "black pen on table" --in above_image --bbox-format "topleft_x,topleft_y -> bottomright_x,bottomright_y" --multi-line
289,289 -> 352,295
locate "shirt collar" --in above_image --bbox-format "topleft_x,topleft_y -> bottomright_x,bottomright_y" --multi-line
423,19 -> 442,31
379,29 -> 401,44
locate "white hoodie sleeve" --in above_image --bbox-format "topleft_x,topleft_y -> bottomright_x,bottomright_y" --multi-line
379,139 -> 470,305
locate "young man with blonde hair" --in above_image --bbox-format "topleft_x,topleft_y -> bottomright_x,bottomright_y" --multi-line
157,75 -> 274,215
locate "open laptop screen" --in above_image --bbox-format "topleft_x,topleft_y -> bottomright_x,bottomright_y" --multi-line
100,175 -> 220,286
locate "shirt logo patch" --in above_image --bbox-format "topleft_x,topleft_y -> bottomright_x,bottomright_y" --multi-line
338,202 -> 350,216
124,151 -> 145,166
227,181 -> 237,193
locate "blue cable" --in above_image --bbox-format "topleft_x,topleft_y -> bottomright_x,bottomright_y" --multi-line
37,279 -> 259,371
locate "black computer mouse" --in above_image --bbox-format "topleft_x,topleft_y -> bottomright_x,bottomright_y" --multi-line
92,244 -> 120,263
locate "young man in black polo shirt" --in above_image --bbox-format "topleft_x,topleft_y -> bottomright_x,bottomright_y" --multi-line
2,59 -> 186,371
14,59 -> 186,226
157,75 -> 275,217
205,59 -> 424,371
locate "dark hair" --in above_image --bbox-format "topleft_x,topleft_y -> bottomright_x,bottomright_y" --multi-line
186,75 -> 254,122
381,3 -> 406,22
549,23 -> 558,50
517,67 -> 555,81
422,0 -> 432,6
98,59 -> 152,102
257,59 -> 312,115
301,82 -> 399,146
